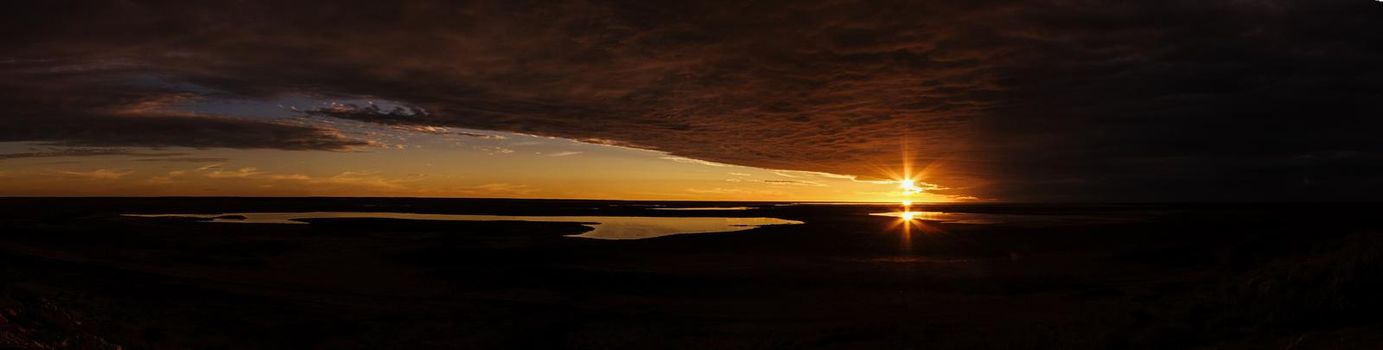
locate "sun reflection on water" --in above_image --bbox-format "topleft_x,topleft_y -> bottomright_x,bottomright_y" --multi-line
875,210 -> 949,252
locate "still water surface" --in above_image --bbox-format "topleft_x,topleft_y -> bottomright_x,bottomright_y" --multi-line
124,212 -> 802,240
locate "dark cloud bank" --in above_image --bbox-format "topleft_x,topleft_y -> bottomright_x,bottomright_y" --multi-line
0,59 -> 368,151
3,0 -> 1381,201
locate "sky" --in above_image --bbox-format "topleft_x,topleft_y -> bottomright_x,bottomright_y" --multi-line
2,0 -> 1381,201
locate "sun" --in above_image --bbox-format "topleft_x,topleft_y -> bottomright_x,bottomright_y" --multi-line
900,179 -> 923,195
899,178 -> 924,208
868,140 -> 958,204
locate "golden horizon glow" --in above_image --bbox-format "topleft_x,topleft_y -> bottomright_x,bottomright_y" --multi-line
0,126 -> 976,202
0,138 -> 973,202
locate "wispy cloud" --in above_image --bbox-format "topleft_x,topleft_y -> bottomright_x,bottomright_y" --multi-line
662,156 -> 731,167
182,165 -> 420,190
310,171 -> 414,189
454,131 -> 507,140
685,187 -> 784,196
134,157 -> 232,163
481,147 -> 514,155
0,148 -> 185,160
771,170 -> 859,180
53,168 -> 134,180
205,167 -> 263,179
763,179 -> 826,187
452,183 -> 537,196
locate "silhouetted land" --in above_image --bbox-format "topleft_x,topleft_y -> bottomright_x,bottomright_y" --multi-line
1,198 -> 1380,349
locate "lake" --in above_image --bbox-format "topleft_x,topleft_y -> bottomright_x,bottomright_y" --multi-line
123,212 -> 803,239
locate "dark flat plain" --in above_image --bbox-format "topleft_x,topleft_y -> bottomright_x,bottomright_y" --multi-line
0,198 -> 1381,349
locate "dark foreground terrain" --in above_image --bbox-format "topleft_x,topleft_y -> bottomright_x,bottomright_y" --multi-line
1,198 -> 1380,349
